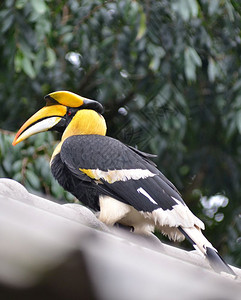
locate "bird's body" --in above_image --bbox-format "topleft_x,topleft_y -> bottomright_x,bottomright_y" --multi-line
51,134 -> 203,241
12,91 -> 236,277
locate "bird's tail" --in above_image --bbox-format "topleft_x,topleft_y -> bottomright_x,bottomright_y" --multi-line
178,226 -> 237,278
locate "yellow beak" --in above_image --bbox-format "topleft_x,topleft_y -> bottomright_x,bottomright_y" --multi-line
12,104 -> 67,146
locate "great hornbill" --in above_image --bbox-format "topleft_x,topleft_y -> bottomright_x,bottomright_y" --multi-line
12,91 -> 236,277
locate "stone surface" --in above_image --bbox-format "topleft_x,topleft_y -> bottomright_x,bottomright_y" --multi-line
0,178 -> 240,299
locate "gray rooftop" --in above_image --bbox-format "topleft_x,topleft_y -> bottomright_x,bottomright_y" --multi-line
0,178 -> 241,299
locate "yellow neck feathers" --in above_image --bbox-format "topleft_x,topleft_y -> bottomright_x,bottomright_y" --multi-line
63,109 -> 107,139
51,109 -> 107,161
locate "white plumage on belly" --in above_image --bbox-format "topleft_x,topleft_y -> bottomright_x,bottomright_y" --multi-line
98,193 -> 204,242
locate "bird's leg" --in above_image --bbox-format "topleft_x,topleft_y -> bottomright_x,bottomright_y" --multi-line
114,223 -> 134,232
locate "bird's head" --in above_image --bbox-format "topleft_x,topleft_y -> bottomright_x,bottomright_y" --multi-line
12,91 -> 107,146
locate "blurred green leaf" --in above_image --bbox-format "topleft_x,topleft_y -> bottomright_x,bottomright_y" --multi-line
184,47 -> 202,81
12,172 -> 22,182
15,0 -> 27,9
136,5 -> 146,40
14,50 -> 23,73
208,57 -> 217,82
208,0 -> 219,15
19,41 -> 35,60
187,0 -> 199,17
22,56 -> 36,79
12,160 -> 22,173
34,47 -> 45,73
30,0 -> 47,15
26,169 -> 41,189
236,110 -> 241,134
62,32 -> 74,44
1,13 -> 14,33
172,0 -> 199,21
45,47 -> 56,68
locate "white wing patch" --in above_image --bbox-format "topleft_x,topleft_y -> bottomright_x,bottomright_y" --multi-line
137,187 -> 158,205
171,196 -> 181,204
81,168 -> 156,183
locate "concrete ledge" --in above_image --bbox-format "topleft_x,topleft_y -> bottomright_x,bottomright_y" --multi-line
0,178 -> 240,299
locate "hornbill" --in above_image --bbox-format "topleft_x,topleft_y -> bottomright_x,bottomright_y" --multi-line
12,91 -> 236,277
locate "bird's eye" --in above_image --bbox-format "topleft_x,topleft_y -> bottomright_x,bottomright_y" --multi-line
67,108 -> 78,118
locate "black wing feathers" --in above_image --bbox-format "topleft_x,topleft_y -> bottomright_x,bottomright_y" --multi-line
60,135 -> 184,212
127,145 -> 157,166
127,145 -> 181,196
61,135 -> 157,171
51,153 -> 100,210
101,177 -> 178,212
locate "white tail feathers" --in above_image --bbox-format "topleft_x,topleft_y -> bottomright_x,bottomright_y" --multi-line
179,226 -> 216,256
179,226 -> 237,277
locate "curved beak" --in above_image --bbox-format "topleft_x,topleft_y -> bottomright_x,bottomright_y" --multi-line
12,104 -> 67,146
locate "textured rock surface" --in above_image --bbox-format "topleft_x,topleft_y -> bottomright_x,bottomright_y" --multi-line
0,178 -> 240,300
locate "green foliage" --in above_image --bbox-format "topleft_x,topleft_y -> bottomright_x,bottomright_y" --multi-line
0,130 -> 74,202
1,0 -> 241,265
